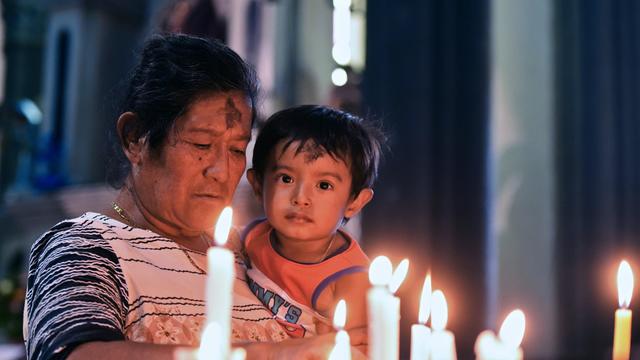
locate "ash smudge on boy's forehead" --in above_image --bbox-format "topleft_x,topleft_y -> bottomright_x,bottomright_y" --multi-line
295,141 -> 328,163
223,97 -> 241,128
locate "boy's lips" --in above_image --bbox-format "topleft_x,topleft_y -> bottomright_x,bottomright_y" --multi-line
285,212 -> 313,223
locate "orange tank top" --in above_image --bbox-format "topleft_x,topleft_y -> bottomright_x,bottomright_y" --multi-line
243,219 -> 369,337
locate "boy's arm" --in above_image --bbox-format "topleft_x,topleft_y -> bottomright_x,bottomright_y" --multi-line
332,271 -> 370,330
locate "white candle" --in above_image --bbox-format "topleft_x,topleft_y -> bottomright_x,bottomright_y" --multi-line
474,310 -> 525,360
198,322 -> 223,360
613,260 -> 634,360
411,274 -> 432,360
368,256 -> 398,360
205,207 -> 234,360
430,290 -> 456,360
329,299 -> 351,360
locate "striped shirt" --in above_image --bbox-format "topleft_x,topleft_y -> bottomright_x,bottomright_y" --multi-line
24,213 -> 288,360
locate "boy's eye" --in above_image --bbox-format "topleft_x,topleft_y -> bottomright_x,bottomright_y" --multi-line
318,181 -> 333,190
280,174 -> 293,184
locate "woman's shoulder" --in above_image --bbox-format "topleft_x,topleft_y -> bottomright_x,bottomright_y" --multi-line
29,212 -> 124,264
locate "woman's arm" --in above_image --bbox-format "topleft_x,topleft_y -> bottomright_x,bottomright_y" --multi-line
68,330 -> 367,360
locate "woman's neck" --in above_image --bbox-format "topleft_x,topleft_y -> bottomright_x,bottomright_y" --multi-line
109,188 -> 211,253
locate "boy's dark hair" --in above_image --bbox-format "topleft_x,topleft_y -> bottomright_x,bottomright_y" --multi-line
252,105 -> 385,196
107,33 -> 259,188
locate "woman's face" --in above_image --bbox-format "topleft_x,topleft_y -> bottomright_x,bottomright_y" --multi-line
132,91 -> 252,237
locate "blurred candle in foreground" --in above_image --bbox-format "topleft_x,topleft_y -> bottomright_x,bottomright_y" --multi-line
368,256 -> 397,360
613,260 -> 633,360
329,299 -> 351,360
430,290 -> 456,360
411,274 -> 432,360
205,207 -> 234,360
474,310 -> 525,360
198,322 -> 222,360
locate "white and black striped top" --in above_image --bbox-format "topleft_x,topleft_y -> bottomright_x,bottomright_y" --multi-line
24,213 -> 288,360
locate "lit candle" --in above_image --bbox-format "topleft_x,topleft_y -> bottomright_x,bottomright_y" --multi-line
197,322 -> 223,360
474,309 -> 526,360
368,256 -> 398,360
205,207 -> 234,360
388,259 -> 409,359
430,290 -> 456,360
328,299 -> 351,360
389,259 -> 410,294
411,274 -> 432,360
613,260 -> 634,360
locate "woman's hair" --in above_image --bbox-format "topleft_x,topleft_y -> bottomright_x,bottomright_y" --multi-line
251,105 -> 386,196
107,33 -> 259,188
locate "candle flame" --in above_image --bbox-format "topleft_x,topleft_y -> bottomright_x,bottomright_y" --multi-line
197,322 -> 222,360
229,348 -> 247,360
388,259 -> 410,294
431,289 -> 448,331
214,207 -> 233,246
418,274 -> 432,324
498,309 -> 525,349
617,260 -> 634,308
369,256 -> 393,286
474,330 -> 499,356
333,299 -> 347,329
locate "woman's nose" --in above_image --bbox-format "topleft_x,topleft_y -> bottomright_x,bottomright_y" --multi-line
203,149 -> 229,183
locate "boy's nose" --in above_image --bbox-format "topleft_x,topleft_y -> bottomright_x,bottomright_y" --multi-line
291,185 -> 311,207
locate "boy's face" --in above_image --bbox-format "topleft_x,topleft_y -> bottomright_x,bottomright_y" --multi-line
248,140 -> 373,244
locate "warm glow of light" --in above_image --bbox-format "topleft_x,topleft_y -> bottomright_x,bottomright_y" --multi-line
229,348 -> 246,360
617,260 -> 634,308
369,256 -> 393,286
431,290 -> 448,331
474,330 -> 499,356
498,309 -> 526,349
214,207 -> 233,246
418,274 -> 432,324
333,0 -> 352,9
389,259 -> 409,294
334,299 -> 347,330
198,322 -> 222,360
332,45 -> 351,65
331,68 -> 348,87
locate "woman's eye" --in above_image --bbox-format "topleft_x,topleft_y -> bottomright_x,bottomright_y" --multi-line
280,174 -> 293,184
231,148 -> 246,156
193,143 -> 211,150
318,181 -> 333,190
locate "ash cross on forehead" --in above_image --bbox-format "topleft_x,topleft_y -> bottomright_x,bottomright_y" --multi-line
224,97 -> 241,129
299,141 -> 327,163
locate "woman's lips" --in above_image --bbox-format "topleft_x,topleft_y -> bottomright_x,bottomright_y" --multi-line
194,193 -> 223,201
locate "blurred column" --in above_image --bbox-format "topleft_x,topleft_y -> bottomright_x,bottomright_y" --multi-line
555,0 -> 640,357
489,0 -> 556,358
39,1 -> 145,186
363,1 -> 489,358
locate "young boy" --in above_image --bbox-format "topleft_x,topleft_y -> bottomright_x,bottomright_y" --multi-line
243,105 -> 384,338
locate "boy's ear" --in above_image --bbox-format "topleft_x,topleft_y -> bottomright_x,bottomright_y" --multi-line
345,188 -> 374,219
117,112 -> 145,165
246,169 -> 263,199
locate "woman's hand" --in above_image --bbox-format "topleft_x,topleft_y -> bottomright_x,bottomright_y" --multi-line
243,327 -> 367,360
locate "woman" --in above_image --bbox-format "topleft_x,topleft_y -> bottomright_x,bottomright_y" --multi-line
24,34 -> 364,359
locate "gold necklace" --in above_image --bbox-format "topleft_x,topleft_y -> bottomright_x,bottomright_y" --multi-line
319,233 -> 337,263
111,202 -> 207,274
271,231 -> 337,264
